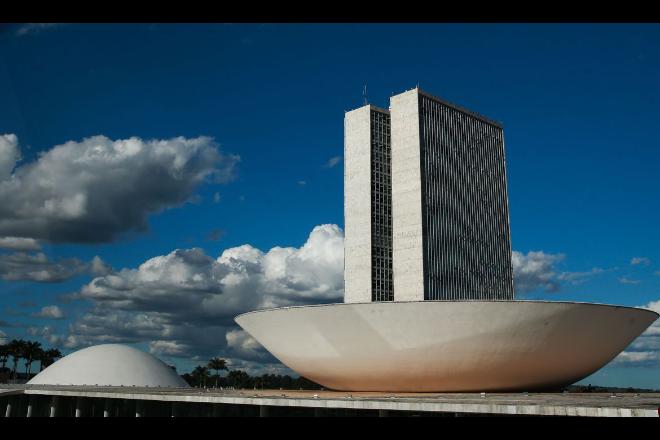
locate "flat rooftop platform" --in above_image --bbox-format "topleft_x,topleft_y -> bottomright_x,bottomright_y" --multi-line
2,385 -> 660,417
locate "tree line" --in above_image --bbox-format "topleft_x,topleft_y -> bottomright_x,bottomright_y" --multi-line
182,357 -> 322,390
0,339 -> 62,383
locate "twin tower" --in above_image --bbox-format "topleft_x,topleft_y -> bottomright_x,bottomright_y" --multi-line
344,87 -> 515,303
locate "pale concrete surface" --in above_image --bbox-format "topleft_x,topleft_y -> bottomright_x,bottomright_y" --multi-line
2,385 -> 659,417
27,344 -> 189,388
235,301 -> 658,392
344,104 -> 373,304
390,88 -> 425,301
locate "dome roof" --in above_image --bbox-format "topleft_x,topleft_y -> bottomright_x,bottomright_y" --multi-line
28,344 -> 190,388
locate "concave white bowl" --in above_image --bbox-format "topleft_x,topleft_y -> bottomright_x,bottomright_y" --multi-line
235,300 -> 658,392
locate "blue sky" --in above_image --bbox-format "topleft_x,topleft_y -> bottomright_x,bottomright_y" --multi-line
0,23 -> 659,388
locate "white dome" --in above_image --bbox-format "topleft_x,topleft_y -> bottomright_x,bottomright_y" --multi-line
28,344 -> 190,388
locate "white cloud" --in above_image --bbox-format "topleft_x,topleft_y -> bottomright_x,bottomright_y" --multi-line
26,326 -> 77,347
0,134 -> 239,244
0,134 -> 20,180
33,305 -> 65,320
324,156 -> 342,168
226,329 -> 268,361
0,329 -> 7,344
512,251 -> 605,294
297,180 -> 306,186
149,340 -> 192,357
512,251 -> 564,293
90,255 -> 113,276
0,237 -> 40,251
630,257 -> 651,266
56,224 -> 344,362
614,300 -> 660,368
614,351 -> 660,365
213,192 -> 221,203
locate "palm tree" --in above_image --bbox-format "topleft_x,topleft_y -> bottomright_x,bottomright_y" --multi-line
22,341 -> 42,379
39,348 -> 62,371
227,370 -> 251,389
7,339 -> 26,381
207,357 -> 228,388
191,365 -> 210,388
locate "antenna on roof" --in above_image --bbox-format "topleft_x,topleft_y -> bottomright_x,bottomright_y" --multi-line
363,83 -> 368,106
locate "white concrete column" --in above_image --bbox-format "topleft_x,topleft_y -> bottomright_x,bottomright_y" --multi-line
171,401 -> 177,417
259,405 -> 269,417
103,398 -> 111,417
390,88 -> 425,301
26,396 -> 35,417
49,396 -> 58,417
344,104 -> 375,303
75,397 -> 83,417
135,400 -> 143,417
5,398 -> 12,417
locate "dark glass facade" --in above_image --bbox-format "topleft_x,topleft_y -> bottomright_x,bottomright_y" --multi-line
370,108 -> 393,302
418,92 -> 514,300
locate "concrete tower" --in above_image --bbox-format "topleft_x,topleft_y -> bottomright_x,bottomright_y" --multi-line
344,104 -> 392,303
344,87 -> 514,303
390,88 -> 514,301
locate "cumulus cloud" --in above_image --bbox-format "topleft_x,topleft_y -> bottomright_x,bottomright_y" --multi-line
0,134 -> 20,180
512,251 -> 563,293
226,329 -> 269,361
33,305 -> 65,319
90,255 -> 113,276
512,251 -> 605,294
630,257 -> 651,266
149,340 -> 192,357
324,156 -> 342,168
0,251 -> 112,283
0,134 -> 239,244
55,224 -> 344,362
26,325 -> 76,347
613,300 -> 660,368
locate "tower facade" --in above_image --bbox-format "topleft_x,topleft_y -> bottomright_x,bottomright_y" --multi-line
344,87 -> 514,303
344,105 -> 393,303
